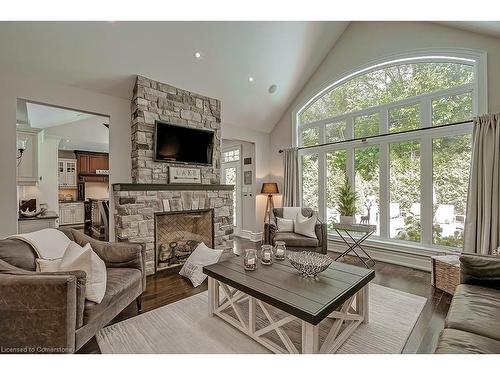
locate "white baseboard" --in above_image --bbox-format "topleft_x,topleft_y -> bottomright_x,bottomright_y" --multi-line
237,230 -> 263,242
328,239 -> 432,272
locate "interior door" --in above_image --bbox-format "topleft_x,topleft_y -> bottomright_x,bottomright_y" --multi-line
221,161 -> 242,235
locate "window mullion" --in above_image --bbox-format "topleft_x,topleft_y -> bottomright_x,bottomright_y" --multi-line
379,108 -> 389,238
420,99 -> 433,245
318,151 -> 326,221
346,116 -> 355,186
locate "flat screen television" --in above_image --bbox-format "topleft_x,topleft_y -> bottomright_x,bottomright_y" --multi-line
154,121 -> 215,165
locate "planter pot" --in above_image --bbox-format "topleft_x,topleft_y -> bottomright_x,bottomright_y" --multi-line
339,215 -> 355,225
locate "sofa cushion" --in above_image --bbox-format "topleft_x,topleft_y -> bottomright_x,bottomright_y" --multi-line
273,232 -> 319,248
445,284 -> 500,341
435,328 -> 500,354
83,267 -> 142,324
0,238 -> 37,271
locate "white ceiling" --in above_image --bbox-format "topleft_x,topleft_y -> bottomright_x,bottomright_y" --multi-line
0,21 -> 348,132
17,100 -> 109,152
26,102 -> 95,128
435,21 -> 500,38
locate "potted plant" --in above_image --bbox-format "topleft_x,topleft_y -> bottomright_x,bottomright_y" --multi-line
336,179 -> 358,225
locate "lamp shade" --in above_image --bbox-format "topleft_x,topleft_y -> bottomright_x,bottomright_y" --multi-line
261,182 -> 279,195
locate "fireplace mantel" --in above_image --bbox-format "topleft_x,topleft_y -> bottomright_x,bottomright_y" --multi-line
113,183 -> 234,192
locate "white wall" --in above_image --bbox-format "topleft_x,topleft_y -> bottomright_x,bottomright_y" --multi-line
221,124 -> 272,234
0,71 -> 131,239
269,22 -> 500,183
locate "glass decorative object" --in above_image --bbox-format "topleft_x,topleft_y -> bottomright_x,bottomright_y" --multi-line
274,241 -> 286,261
261,245 -> 273,265
287,251 -> 333,277
243,249 -> 257,271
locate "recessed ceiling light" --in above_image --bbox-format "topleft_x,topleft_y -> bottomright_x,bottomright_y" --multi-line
194,52 -> 202,59
65,139 -> 70,143
248,77 -> 254,83
268,84 -> 278,94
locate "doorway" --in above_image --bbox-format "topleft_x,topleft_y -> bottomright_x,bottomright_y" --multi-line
221,146 -> 242,235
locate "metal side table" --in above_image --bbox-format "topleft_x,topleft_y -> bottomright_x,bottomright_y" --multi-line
332,223 -> 376,268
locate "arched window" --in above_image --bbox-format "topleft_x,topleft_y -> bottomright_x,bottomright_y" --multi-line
296,54 -> 484,250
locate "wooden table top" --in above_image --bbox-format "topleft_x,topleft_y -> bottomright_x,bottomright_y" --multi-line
203,256 -> 375,325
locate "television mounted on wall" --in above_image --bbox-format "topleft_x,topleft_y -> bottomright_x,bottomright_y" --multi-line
154,121 -> 215,165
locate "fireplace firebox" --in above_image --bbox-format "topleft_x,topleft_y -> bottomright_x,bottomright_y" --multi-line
154,209 -> 214,272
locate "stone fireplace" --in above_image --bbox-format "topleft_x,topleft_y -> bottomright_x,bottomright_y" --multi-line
155,209 -> 214,272
113,75 -> 233,275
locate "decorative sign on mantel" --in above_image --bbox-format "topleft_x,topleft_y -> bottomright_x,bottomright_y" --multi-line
169,166 -> 202,184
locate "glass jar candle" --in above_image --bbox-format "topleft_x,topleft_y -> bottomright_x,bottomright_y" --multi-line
243,249 -> 257,271
274,241 -> 286,261
261,245 -> 273,265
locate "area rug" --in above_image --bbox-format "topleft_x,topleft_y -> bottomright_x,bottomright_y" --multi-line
96,284 -> 426,354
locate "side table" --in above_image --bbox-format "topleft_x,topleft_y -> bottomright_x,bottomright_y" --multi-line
332,223 -> 376,268
431,255 -> 461,295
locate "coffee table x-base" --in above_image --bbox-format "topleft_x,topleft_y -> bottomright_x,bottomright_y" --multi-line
203,257 -> 375,354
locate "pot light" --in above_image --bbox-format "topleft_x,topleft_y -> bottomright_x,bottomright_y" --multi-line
194,51 -> 202,59
268,84 -> 278,94
248,77 -> 254,83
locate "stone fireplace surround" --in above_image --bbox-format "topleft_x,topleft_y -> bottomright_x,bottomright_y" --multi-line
114,184 -> 233,275
113,76 -> 233,275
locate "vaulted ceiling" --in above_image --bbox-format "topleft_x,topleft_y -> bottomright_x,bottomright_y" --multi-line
2,21 -> 498,134
0,21 -> 348,133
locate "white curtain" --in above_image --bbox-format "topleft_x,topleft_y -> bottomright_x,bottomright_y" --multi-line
464,113 -> 500,255
282,148 -> 299,207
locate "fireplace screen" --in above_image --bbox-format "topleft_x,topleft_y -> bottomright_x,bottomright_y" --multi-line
155,209 -> 214,272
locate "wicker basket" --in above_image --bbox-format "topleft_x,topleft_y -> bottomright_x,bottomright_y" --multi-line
431,255 -> 461,295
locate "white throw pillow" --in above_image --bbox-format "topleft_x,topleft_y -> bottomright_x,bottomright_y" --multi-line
276,217 -> 294,232
59,241 -> 107,304
36,258 -> 62,272
179,242 -> 223,287
294,213 -> 318,239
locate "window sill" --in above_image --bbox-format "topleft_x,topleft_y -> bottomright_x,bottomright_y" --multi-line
328,234 -> 460,259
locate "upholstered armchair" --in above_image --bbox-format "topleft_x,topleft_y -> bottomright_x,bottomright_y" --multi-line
0,228 -> 145,353
263,207 -> 327,254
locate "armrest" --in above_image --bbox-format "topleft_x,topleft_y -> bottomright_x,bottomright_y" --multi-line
0,273 -> 77,353
460,253 -> 500,290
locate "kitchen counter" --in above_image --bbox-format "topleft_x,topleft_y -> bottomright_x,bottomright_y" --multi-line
18,211 -> 59,221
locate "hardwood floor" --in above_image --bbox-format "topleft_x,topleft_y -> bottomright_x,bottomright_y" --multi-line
78,237 -> 450,354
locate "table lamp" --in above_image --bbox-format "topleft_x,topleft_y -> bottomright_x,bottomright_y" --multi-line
261,182 -> 279,223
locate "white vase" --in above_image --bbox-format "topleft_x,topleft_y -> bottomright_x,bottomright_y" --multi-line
340,215 -> 355,225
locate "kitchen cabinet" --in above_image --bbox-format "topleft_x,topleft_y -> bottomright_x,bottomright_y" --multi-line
76,151 -> 108,175
16,129 -> 40,185
58,158 -> 77,187
59,202 -> 84,226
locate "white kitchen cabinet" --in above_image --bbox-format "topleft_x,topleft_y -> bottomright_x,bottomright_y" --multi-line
18,217 -> 59,234
59,202 -> 84,225
16,129 -> 40,185
58,158 -> 77,188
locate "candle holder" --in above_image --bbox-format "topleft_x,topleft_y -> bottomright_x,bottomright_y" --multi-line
274,241 -> 286,261
243,249 -> 257,271
261,245 -> 273,265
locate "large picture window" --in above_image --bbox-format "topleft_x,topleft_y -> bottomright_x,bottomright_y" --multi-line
297,56 -> 479,251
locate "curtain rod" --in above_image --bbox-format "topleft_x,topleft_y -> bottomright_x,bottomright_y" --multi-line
278,119 -> 473,153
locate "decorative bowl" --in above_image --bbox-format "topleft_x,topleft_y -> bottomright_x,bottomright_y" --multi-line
287,251 -> 333,277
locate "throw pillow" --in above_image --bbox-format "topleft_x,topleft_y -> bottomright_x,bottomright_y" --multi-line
276,217 -> 294,232
59,241 -> 107,304
179,242 -> 223,287
294,212 -> 318,239
36,258 -> 62,272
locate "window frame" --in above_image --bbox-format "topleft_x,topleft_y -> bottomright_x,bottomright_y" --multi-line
294,50 -> 487,254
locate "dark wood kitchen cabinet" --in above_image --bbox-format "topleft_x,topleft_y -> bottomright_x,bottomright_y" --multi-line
76,151 -> 108,175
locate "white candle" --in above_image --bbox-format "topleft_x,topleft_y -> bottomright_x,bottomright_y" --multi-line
276,249 -> 284,256
263,252 -> 271,260
247,258 -> 255,265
